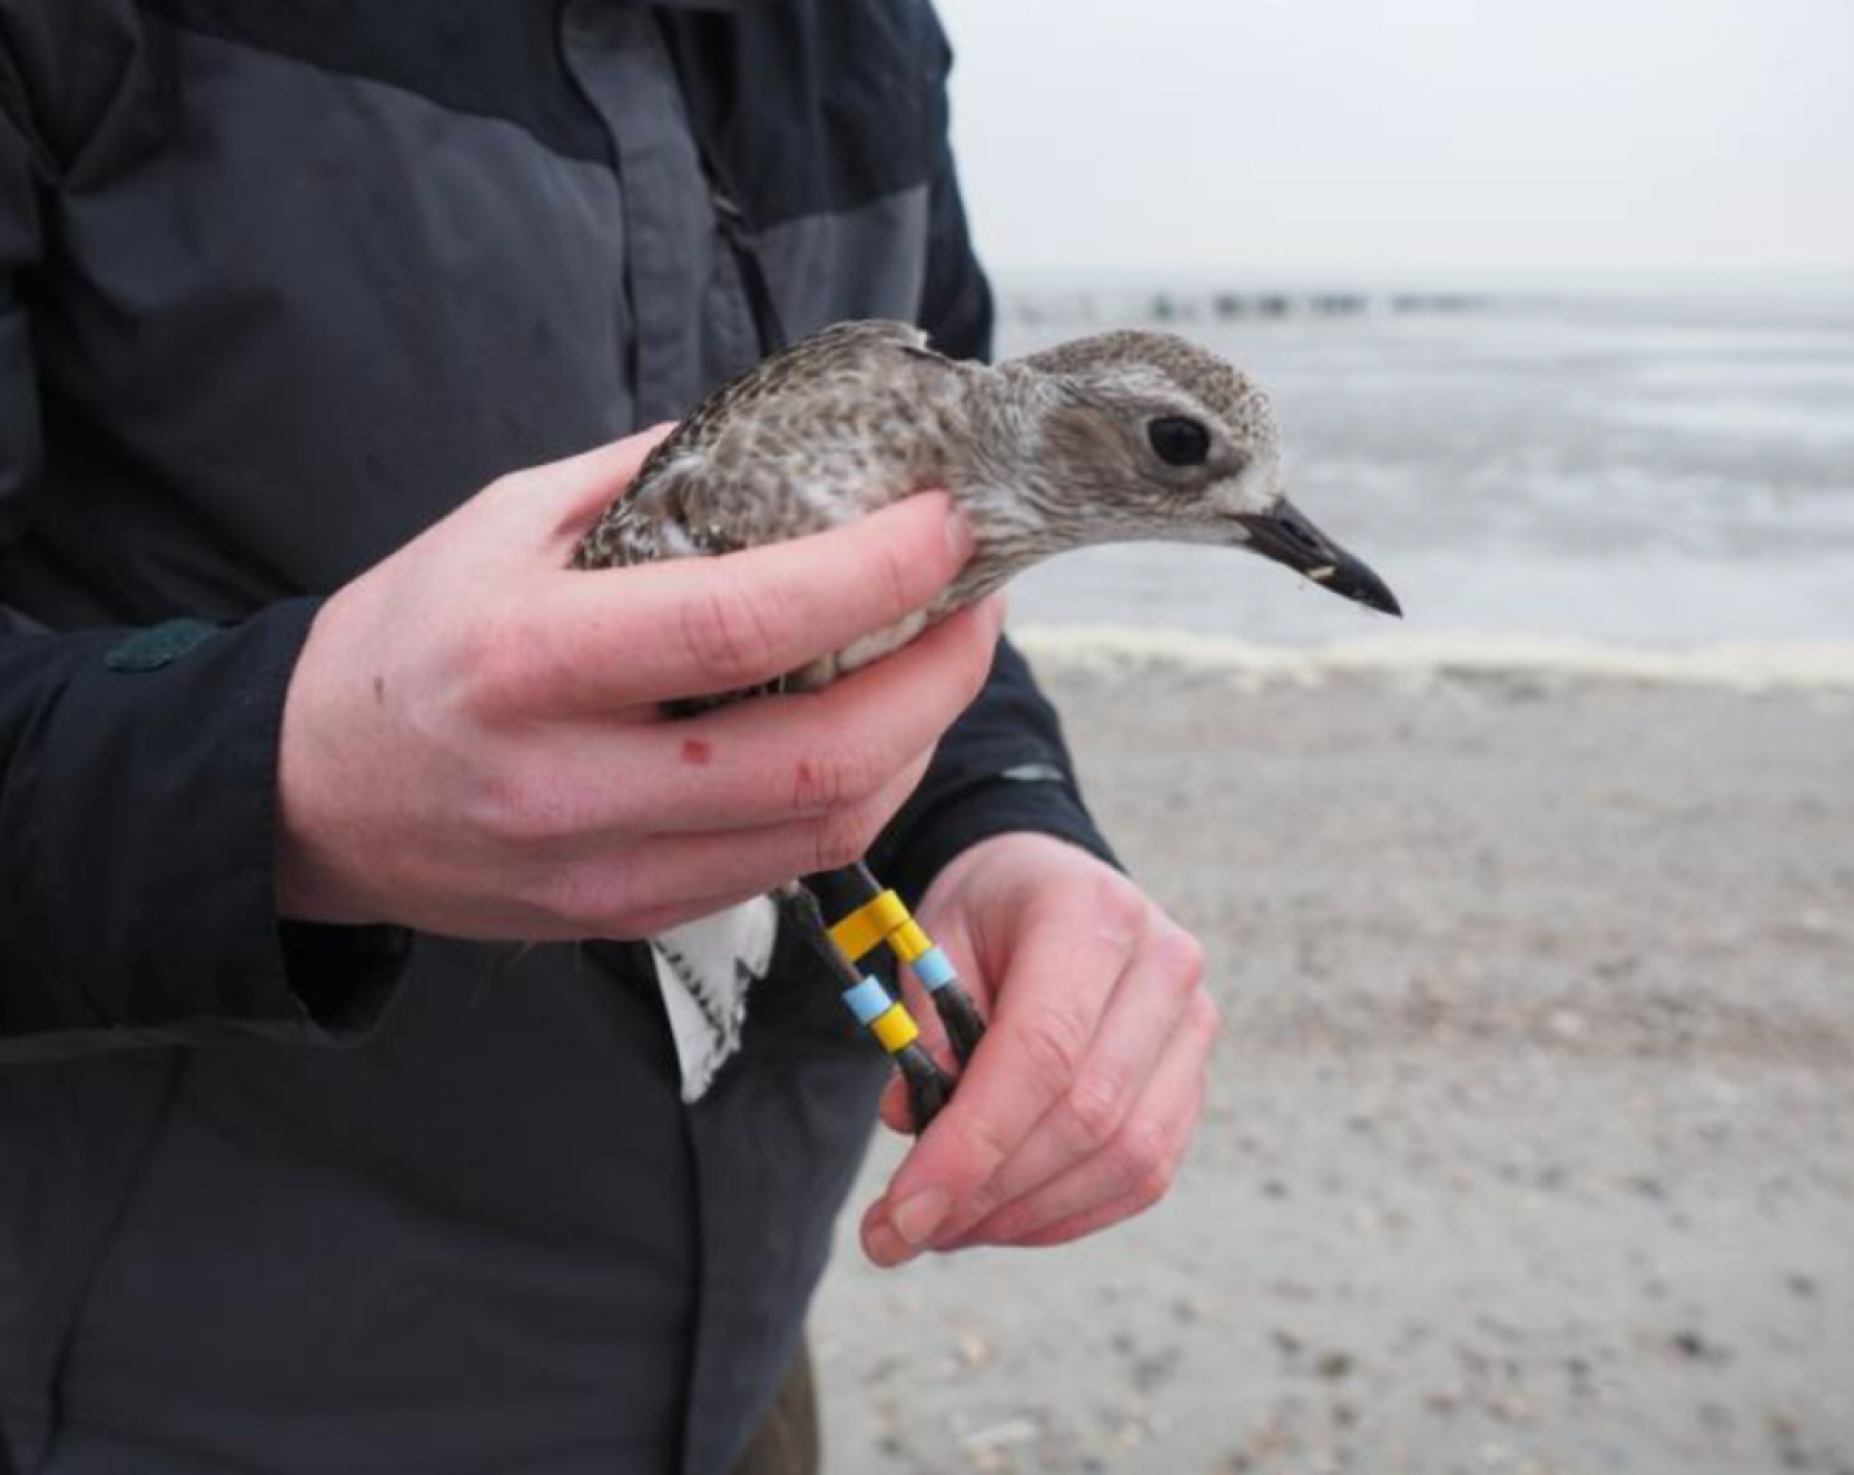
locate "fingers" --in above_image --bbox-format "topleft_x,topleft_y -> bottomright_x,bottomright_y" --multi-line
912,919 -> 1206,1226
649,597 -> 1002,827
525,493 -> 975,710
492,745 -> 935,937
511,599 -> 1003,837
534,424 -> 679,549
285,422 -> 992,943
616,748 -> 937,907
861,875 -> 1147,1260
945,988 -> 1217,1248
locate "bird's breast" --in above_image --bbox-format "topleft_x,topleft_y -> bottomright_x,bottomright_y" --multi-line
793,607 -> 933,691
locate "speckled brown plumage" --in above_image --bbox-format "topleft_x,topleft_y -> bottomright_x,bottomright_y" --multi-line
573,318 -> 1399,1108
572,321 -> 957,571
573,317 -> 1393,689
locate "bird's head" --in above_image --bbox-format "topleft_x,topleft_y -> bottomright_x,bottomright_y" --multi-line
1002,330 -> 1400,617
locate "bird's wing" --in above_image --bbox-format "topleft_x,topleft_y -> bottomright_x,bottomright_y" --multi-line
576,320 -> 944,568
631,321 -> 934,496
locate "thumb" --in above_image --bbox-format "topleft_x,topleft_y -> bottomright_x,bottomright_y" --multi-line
536,422 -> 679,553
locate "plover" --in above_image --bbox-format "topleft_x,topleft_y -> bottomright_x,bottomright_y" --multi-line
574,319 -> 1399,1121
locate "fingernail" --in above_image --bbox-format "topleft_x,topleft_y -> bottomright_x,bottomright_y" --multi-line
945,504 -> 974,562
864,1217 -> 916,1268
890,1187 -> 952,1248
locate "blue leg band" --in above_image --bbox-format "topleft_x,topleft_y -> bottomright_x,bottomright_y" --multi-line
841,975 -> 893,1025
911,947 -> 958,994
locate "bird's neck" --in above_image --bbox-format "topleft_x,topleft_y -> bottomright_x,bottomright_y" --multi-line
937,365 -> 1092,609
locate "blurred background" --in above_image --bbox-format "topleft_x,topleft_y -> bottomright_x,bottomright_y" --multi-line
813,2 -> 1854,1472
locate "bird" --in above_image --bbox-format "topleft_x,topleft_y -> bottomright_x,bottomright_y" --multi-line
572,319 -> 1399,1123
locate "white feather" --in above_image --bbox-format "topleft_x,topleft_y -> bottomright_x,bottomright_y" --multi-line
649,897 -> 780,1102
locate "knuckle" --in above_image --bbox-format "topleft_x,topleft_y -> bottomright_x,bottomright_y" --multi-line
1132,1156 -> 1178,1213
1151,923 -> 1209,1003
502,622 -> 581,720
958,1180 -> 1004,1229
790,734 -> 891,818
1063,1070 -> 1129,1150
1189,988 -> 1224,1043
456,610 -> 528,718
1113,1119 -> 1177,1207
836,738 -> 897,804
808,824 -> 858,874
464,598 -> 588,725
1166,926 -> 1210,991
461,759 -> 529,844
541,860 -> 644,935
788,747 -> 842,814
959,1109 -> 1019,1181
1089,874 -> 1150,950
1014,1008 -> 1092,1097
808,802 -> 881,873
482,766 -> 571,849
678,577 -> 783,688
537,866 -> 598,926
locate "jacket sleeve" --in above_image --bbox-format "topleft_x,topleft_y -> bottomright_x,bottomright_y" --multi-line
868,7 -> 1121,904
0,16 -> 406,1062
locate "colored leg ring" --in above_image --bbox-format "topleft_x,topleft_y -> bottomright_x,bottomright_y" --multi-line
840,975 -> 892,1026
829,889 -> 911,962
870,1003 -> 920,1054
910,947 -> 958,994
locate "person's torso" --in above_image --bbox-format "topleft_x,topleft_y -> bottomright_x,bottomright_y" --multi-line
1,3 -> 945,1470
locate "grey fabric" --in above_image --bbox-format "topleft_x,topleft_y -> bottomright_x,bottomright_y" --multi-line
42,942 -> 701,1474
0,4 -> 1113,1472
757,188 -> 931,350
559,3 -> 763,425
9,25 -> 637,624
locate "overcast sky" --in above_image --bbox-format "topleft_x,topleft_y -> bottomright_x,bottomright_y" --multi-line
934,0 -> 1854,288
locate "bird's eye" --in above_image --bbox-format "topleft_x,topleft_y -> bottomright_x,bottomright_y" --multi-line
1147,417 -> 1211,467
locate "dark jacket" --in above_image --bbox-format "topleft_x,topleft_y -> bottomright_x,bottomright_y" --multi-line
0,3 -> 1111,1472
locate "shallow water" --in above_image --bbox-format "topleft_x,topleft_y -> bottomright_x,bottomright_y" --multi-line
998,294 -> 1854,648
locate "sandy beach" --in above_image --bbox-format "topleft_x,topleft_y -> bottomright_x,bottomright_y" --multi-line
811,638 -> 1854,1475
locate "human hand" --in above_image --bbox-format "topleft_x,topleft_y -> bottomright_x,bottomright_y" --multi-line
275,427 -> 1003,940
861,833 -> 1219,1262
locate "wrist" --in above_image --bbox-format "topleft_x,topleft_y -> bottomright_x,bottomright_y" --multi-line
919,830 -> 1082,915
274,591 -> 381,926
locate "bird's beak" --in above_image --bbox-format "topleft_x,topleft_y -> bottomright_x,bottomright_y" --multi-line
1233,498 -> 1402,617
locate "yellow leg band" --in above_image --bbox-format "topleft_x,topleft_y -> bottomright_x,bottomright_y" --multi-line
829,889 -> 912,962
888,918 -> 933,964
869,1003 -> 920,1054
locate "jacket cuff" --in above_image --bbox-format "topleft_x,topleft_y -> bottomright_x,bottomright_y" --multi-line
0,599 -> 408,1056
879,772 -> 1122,909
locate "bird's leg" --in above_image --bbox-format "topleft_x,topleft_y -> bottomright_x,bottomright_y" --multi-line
804,862 -> 989,1068
777,882 -> 953,1132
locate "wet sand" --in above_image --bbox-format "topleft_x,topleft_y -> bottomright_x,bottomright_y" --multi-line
811,640 -> 1854,1475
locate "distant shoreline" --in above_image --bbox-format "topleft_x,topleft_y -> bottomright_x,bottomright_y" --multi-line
1013,623 -> 1854,693
989,279 -> 1854,331
995,285 -> 1485,327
